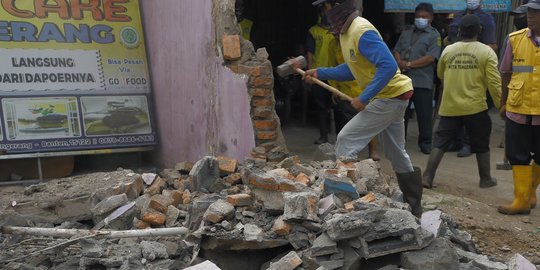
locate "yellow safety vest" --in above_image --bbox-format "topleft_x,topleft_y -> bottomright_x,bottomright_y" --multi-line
309,25 -> 336,69
240,19 -> 253,41
340,17 -> 412,100
506,28 -> 540,115
328,39 -> 362,98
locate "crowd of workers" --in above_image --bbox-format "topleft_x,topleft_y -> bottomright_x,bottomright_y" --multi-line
236,0 -> 540,217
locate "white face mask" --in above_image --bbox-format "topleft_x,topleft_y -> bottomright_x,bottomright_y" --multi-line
415,18 -> 429,29
466,0 -> 481,10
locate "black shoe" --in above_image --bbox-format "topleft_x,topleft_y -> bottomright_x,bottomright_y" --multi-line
457,145 -> 472,158
314,137 -> 328,145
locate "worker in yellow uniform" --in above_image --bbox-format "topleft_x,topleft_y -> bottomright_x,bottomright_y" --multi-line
235,0 -> 253,40
422,15 -> 501,189
328,38 -> 379,161
307,0 -> 337,144
497,0 -> 540,215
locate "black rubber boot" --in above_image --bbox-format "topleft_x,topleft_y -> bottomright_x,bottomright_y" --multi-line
477,152 -> 497,188
422,148 -> 445,188
396,166 -> 423,217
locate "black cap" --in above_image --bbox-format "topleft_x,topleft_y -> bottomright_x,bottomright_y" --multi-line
459,14 -> 480,28
510,0 -> 528,14
522,0 -> 540,10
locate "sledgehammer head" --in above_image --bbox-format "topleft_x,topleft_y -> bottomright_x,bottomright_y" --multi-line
277,56 -> 307,78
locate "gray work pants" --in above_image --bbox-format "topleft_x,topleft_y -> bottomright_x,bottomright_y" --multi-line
336,98 -> 413,173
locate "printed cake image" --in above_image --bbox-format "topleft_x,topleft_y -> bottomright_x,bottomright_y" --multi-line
2,98 -> 80,140
81,96 -> 151,136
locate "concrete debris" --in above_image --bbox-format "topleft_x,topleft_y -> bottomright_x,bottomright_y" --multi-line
457,248 -> 509,270
313,143 -> 336,161
141,173 -> 157,185
267,251 -> 303,270
0,154 -> 520,270
507,253 -> 536,270
190,156 -> 220,192
184,260 -> 222,270
401,238 -> 459,270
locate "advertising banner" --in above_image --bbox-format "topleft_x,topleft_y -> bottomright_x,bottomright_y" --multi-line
0,0 -> 156,154
385,0 -> 512,12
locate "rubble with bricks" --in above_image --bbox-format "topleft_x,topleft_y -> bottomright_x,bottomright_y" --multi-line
0,143 -> 537,270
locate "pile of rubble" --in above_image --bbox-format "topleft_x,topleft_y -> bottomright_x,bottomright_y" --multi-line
0,144 -> 537,270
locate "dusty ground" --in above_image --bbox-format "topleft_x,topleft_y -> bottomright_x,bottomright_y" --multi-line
284,109 -> 540,265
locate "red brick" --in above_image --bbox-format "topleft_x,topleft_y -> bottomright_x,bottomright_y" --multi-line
250,76 -> 273,87
217,156 -> 238,174
253,108 -> 273,118
256,131 -> 277,140
226,194 -> 253,206
224,173 -> 242,185
360,192 -> 376,203
135,219 -> 151,229
222,35 -> 241,60
272,216 -> 292,236
252,98 -> 274,108
254,120 -> 277,130
239,65 -> 261,76
149,200 -> 168,213
344,202 -> 355,212
112,176 -> 144,199
141,211 -> 166,225
294,173 -> 310,186
250,88 -> 272,97
162,189 -> 183,206
144,177 -> 166,196
182,190 -> 192,204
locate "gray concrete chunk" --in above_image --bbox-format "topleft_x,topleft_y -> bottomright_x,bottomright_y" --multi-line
141,241 -> 168,261
311,233 -> 338,256
267,251 -> 303,270
283,192 -> 319,222
456,248 -> 508,270
401,238 -> 459,270
91,193 -> 128,217
508,253 -> 536,270
190,156 -> 220,191
323,209 -> 385,241
203,199 -> 235,224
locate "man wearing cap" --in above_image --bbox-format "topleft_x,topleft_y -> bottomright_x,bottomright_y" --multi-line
302,0 -> 423,217
422,15 -> 501,190
497,0 -> 540,215
448,0 -> 497,50
393,2 -> 441,155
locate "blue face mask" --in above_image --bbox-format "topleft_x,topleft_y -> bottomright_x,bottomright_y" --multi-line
466,0 -> 480,10
415,18 -> 429,29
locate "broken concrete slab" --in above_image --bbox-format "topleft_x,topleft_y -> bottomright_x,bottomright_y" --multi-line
252,189 -> 284,214
190,156 -> 220,192
283,192 -> 319,222
203,199 -> 235,224
91,193 -> 128,218
318,194 -> 343,218
508,253 -> 536,270
401,238 -> 459,270
338,241 -> 363,270
267,251 -> 302,270
244,223 -> 264,242
420,210 -> 442,237
356,209 -> 434,259
456,248 -> 508,270
166,205 -> 181,227
187,194 -> 221,230
287,231 -> 312,250
313,143 -> 336,161
323,209 -> 385,241
310,233 -> 338,256
141,241 -> 168,261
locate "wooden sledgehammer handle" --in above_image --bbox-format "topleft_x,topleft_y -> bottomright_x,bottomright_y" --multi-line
294,68 -> 353,102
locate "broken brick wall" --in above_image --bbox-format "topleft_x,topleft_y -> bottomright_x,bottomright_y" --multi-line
141,0 -> 265,167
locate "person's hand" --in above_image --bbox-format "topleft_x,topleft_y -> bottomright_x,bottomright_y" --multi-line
351,98 -> 366,111
499,105 -> 506,120
303,69 -> 317,84
398,60 -> 409,72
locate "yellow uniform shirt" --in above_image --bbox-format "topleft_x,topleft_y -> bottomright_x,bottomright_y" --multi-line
437,41 -> 501,116
309,25 -> 336,69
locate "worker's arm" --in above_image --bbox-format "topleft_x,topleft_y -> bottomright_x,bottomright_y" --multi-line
409,32 -> 441,69
485,50 -> 502,109
392,32 -> 408,71
357,30 -> 399,104
317,63 -> 355,81
498,39 -> 514,117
